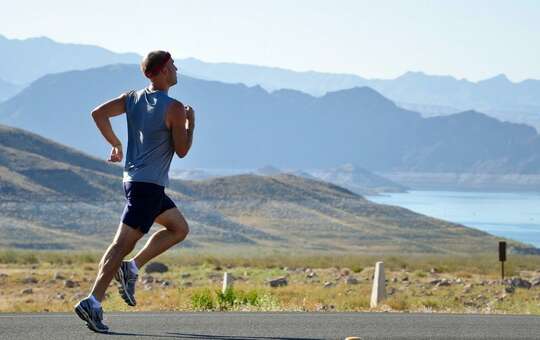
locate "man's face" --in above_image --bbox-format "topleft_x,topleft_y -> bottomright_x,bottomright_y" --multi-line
165,59 -> 178,86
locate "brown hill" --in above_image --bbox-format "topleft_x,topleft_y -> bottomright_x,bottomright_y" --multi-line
0,124 -> 533,254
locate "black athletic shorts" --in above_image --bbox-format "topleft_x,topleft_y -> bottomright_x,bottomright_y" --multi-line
121,181 -> 177,234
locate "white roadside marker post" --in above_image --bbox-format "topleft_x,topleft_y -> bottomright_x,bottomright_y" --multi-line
370,261 -> 386,308
222,272 -> 232,294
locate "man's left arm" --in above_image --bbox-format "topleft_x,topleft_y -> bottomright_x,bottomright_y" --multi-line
91,92 -> 128,162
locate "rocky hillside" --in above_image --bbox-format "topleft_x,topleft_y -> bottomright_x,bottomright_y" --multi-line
1,124 -> 533,254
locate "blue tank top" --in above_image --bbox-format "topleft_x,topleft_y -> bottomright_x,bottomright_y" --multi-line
123,87 -> 175,187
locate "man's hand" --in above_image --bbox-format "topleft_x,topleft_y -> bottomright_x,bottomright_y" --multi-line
108,144 -> 123,163
185,105 -> 195,131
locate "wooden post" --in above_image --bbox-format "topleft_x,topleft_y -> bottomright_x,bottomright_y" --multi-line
499,241 -> 506,280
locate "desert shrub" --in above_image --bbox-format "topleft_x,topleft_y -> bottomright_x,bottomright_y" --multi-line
386,296 -> 410,310
192,287 -> 264,311
414,270 -> 427,278
191,288 -> 214,310
216,288 -> 236,310
421,298 -> 442,310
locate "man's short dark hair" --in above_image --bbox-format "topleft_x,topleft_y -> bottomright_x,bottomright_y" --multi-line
141,51 -> 171,78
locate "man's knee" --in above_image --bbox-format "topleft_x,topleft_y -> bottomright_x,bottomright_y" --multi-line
171,220 -> 189,243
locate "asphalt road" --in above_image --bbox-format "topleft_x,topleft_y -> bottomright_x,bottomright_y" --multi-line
0,312 -> 539,340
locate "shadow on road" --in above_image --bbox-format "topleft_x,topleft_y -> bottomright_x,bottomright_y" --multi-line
168,333 -> 322,340
105,331 -> 181,338
104,331 -> 321,340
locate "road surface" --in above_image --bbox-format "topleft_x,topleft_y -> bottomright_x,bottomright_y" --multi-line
0,312 -> 538,339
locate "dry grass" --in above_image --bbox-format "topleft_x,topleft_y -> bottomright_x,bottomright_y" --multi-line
0,250 -> 539,314
2,249 -> 539,275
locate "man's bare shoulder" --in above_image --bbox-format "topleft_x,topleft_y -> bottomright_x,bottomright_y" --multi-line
170,98 -> 184,108
165,100 -> 186,128
167,100 -> 186,115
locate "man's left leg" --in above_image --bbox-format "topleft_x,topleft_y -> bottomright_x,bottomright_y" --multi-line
129,207 -> 189,269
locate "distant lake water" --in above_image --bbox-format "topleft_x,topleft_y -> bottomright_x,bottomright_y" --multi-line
366,191 -> 540,248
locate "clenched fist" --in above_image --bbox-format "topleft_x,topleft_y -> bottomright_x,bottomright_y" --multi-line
185,105 -> 195,131
108,144 -> 123,162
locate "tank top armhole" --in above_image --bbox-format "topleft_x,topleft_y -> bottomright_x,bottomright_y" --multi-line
124,90 -> 137,114
163,98 -> 177,130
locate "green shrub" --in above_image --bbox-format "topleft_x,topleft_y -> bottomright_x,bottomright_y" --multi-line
237,290 -> 260,306
192,287 -> 264,311
191,289 -> 214,310
351,265 -> 363,273
414,270 -> 427,278
216,288 -> 236,310
421,298 -> 441,310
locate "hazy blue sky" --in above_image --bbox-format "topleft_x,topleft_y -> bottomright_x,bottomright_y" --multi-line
2,0 -> 539,81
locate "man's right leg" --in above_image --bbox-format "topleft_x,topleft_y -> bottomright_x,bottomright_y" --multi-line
90,223 -> 143,301
75,222 -> 143,332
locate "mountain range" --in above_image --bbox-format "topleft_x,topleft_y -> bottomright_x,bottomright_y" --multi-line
3,64 -> 540,180
1,123 -> 529,254
0,78 -> 21,101
1,34 -> 539,130
176,59 -> 540,129
0,34 -> 139,85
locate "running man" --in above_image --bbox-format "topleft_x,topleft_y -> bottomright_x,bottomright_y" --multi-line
74,50 -> 194,333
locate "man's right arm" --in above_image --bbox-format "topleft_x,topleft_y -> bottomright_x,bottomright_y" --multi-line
91,93 -> 127,162
166,101 -> 194,158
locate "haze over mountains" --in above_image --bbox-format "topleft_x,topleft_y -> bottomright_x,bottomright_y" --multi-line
309,164 -> 408,194
1,34 -> 539,129
1,122 -> 526,254
0,78 -> 21,101
178,59 -> 540,129
3,64 -> 540,182
0,34 -> 139,85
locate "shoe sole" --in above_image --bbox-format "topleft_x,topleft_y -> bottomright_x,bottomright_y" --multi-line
115,266 -> 136,306
74,304 -> 108,333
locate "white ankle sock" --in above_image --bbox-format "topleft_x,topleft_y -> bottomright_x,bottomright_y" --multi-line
128,260 -> 139,274
87,294 -> 101,308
